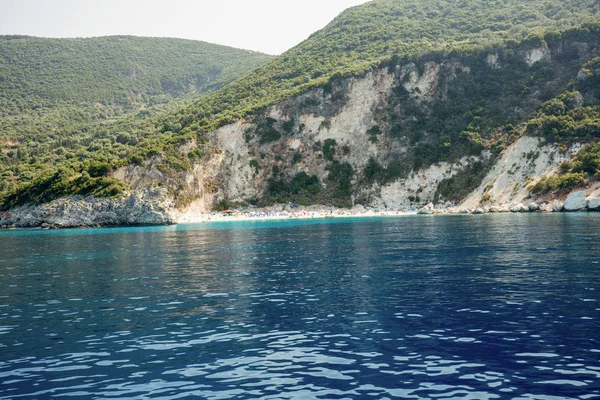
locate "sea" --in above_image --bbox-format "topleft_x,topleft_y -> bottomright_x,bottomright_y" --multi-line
0,214 -> 599,399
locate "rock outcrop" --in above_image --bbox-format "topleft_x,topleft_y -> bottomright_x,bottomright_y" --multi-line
0,188 -> 175,228
588,196 -> 600,211
563,191 -> 587,211
510,203 -> 530,213
417,203 -> 435,215
552,200 -> 564,212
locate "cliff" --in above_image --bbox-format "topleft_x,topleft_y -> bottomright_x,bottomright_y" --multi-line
106,35 -> 600,221
0,189 -> 174,228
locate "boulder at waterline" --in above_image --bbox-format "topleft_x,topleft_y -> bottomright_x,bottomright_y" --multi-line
563,191 -> 587,211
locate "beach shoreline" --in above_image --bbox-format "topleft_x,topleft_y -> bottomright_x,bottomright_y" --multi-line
176,208 -> 419,224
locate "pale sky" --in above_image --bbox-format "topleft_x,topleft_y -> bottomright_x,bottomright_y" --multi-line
0,0 -> 370,55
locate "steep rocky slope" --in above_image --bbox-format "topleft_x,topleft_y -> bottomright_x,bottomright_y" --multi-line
103,31 -> 600,220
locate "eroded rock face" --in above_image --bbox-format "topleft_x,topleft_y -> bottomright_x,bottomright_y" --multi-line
460,136 -> 581,209
0,189 -> 175,228
563,191 -> 587,211
417,203 -> 435,215
552,200 -> 564,212
587,196 -> 600,211
524,43 -> 551,67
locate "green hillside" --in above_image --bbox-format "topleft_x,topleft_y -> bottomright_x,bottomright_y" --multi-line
165,0 -> 600,133
0,35 -> 271,114
2,0 -> 600,209
0,36 -> 272,205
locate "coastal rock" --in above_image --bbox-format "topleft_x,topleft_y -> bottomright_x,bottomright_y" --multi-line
472,207 -> 486,214
351,204 -> 366,213
552,200 -> 564,212
528,202 -> 541,212
563,191 -> 587,211
0,189 -> 175,228
417,203 -> 435,215
510,203 -> 529,213
588,196 -> 600,211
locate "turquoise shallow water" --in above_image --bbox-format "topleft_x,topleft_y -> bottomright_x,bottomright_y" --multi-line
0,214 -> 599,399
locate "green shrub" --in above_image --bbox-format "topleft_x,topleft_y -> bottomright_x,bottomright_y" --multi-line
249,159 -> 260,174
530,172 -> 587,194
363,157 -> 385,184
323,139 -> 337,161
265,172 -> 322,205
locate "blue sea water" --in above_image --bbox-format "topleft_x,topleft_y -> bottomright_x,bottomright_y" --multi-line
0,214 -> 599,399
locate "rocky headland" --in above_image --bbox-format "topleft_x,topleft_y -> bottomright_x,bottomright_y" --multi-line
0,188 -> 175,229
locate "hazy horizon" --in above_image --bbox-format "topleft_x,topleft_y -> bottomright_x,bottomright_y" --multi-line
0,0 -> 371,55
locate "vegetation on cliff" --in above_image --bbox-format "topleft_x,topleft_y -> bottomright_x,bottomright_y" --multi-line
164,0 -> 600,134
0,35 -> 271,113
0,36 -> 272,208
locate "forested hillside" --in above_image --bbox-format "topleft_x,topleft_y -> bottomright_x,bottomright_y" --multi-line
0,35 -> 271,113
0,36 -> 272,204
165,0 -> 600,133
1,0 -> 600,210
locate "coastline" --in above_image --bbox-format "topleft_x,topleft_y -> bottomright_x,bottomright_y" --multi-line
176,208 -> 418,225
2,189 -> 600,229
2,206 -> 599,230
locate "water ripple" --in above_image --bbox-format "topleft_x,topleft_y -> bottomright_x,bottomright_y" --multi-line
1,214 -> 599,399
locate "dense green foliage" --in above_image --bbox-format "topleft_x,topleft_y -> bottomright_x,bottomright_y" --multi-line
164,0 -> 600,136
266,172 -> 323,205
2,0 -> 600,209
526,56 -> 600,195
0,36 -> 272,208
0,35 -> 271,114
529,103 -> 600,143
263,161 -> 355,208
527,57 -> 600,144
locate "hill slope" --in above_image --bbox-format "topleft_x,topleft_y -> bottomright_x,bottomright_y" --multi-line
164,0 -> 600,133
0,35 -> 271,114
0,36 -> 272,202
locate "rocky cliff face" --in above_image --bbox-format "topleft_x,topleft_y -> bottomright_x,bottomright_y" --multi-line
460,136 -> 582,209
134,39 -> 595,218
0,188 -> 175,228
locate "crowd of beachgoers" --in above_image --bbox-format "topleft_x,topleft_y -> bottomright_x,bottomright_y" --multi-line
184,203 -> 438,223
